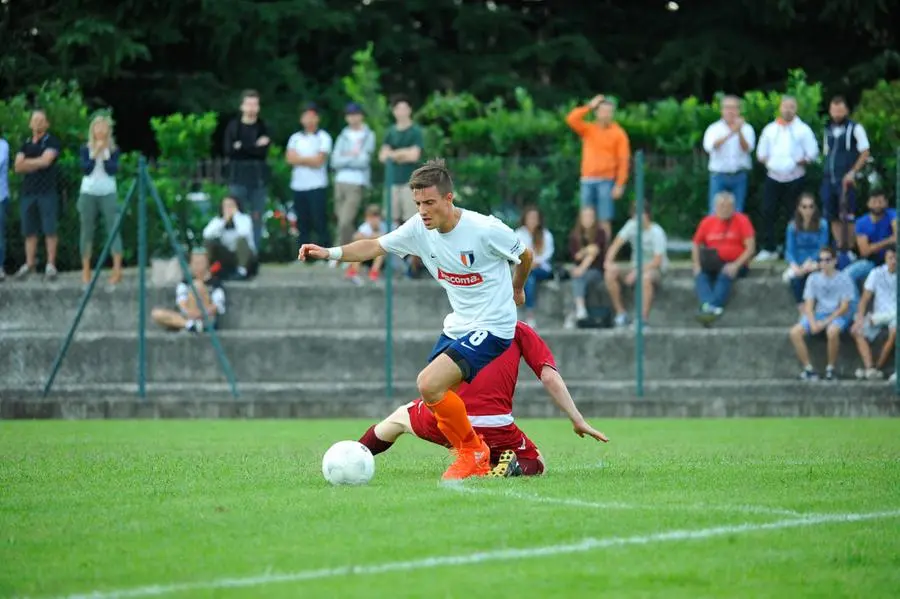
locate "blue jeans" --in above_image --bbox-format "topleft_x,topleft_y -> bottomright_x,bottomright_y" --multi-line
293,187 -> 330,248
695,267 -> 747,308
229,184 -> 267,252
0,200 -> 7,269
788,273 -> 810,305
844,259 -> 875,285
524,266 -> 553,309
580,179 -> 615,221
708,171 -> 748,214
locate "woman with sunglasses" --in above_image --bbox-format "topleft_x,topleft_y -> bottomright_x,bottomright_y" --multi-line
783,193 -> 829,312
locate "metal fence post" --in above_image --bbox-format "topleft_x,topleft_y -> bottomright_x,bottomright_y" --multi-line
42,180 -> 138,398
384,160 -> 394,398
634,150 -> 645,398
137,156 -> 148,398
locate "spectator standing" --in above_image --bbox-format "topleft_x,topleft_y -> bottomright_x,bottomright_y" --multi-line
13,109 -> 62,280
203,196 -> 257,280
783,193 -> 829,312
845,190 -> 896,284
604,203 -> 669,327
151,251 -> 225,333
332,103 -> 376,246
379,95 -> 424,227
702,95 -> 756,214
820,95 -> 870,248
691,192 -> 756,325
0,135 -> 8,281
852,247 -> 897,380
223,90 -> 271,252
515,206 -> 555,328
78,115 -> 123,286
755,96 -> 819,262
346,204 -> 388,284
788,246 -> 855,381
565,94 -> 631,242
286,102 -> 333,254
567,207 -> 608,326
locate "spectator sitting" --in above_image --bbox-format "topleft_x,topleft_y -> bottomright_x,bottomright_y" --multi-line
203,196 -> 257,280
702,94 -> 756,214
851,247 -> 897,380
0,135 -> 8,281
788,246 -> 855,381
78,115 -> 123,286
783,193 -> 829,314
515,206 -> 555,328
691,191 -> 756,326
844,190 -> 896,285
346,204 -> 388,285
566,207 -> 608,327
603,202 -> 668,327
151,251 -> 225,333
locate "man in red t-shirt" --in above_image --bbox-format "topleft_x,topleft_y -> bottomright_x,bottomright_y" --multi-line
358,321 -> 608,476
690,191 -> 757,325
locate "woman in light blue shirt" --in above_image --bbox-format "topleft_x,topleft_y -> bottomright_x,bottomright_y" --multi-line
784,193 -> 829,310
515,206 -> 555,327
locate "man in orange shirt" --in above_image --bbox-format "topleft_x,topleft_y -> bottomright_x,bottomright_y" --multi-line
690,191 -> 757,326
566,94 -> 631,241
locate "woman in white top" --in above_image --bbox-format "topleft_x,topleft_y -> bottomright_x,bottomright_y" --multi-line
515,206 -> 555,327
78,115 -> 122,285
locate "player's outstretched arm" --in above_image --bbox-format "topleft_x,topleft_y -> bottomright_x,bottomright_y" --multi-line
298,239 -> 387,263
540,366 -> 609,443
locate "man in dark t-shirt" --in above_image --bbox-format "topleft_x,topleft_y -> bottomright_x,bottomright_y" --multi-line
14,109 -> 61,280
223,90 -> 271,252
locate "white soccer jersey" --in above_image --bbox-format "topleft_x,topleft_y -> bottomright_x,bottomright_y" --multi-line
378,210 -> 525,339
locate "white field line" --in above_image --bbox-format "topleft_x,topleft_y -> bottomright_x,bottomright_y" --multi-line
450,485 -> 805,516
40,509 -> 900,599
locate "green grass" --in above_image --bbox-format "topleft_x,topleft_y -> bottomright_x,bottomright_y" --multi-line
1,419 -> 899,599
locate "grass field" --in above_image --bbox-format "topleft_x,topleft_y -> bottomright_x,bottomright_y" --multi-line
2,419 -> 899,599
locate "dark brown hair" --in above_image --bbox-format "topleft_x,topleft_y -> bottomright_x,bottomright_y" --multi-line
409,158 -> 454,196
390,94 -> 411,109
793,192 -> 821,232
571,207 -> 600,245
520,206 -> 545,256
241,89 -> 260,101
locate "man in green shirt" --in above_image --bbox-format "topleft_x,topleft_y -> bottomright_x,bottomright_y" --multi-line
379,95 -> 424,226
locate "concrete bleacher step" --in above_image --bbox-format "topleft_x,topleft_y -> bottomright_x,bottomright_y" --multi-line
0,272 -> 800,332
1,328 -> 891,387
2,380 -> 895,419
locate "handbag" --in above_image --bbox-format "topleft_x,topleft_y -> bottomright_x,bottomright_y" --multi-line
699,217 -> 734,274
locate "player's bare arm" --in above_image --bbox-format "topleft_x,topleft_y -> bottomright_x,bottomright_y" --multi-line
511,247 -> 534,306
541,366 -> 609,442
298,239 -> 387,263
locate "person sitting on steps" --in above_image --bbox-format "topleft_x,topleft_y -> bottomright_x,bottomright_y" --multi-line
202,196 -> 257,280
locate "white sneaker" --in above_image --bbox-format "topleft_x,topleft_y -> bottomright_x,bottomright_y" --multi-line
753,250 -> 778,263
563,314 -> 576,329
44,264 -> 58,281
0,270 -> 5,282
575,306 -> 588,321
889,373 -> 896,384
866,368 -> 884,380
613,313 -> 629,327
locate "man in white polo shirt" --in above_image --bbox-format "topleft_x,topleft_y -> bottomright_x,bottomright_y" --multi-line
851,247 -> 897,380
702,95 -> 756,215
286,102 -> 333,252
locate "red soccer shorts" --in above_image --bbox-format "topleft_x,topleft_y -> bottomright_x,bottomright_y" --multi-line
406,400 -> 544,474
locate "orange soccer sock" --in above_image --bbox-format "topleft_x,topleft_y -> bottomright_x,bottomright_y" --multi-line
428,390 -> 481,451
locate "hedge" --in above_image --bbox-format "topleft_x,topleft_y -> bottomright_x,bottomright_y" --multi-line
1,58 -> 899,272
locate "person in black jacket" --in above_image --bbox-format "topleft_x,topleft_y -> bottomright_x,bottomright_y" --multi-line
223,90 -> 270,252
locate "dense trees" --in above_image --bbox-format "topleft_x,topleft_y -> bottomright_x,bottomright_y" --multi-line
1,0 -> 898,152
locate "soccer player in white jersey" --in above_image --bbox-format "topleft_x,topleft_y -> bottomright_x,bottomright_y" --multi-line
299,158 -> 534,479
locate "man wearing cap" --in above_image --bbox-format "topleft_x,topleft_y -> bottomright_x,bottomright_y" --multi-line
286,102 -> 334,251
331,103 -> 376,246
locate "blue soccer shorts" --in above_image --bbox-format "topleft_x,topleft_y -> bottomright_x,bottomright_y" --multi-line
427,329 -> 511,383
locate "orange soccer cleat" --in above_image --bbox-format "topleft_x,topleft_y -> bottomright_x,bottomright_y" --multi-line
441,436 -> 491,481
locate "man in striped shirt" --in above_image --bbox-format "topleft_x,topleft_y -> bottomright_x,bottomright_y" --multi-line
358,321 -> 608,476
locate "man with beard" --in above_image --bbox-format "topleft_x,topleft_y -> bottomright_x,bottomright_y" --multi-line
845,190 -> 897,285
820,96 -> 871,251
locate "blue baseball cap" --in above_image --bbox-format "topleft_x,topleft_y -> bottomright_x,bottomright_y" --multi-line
345,102 -> 364,115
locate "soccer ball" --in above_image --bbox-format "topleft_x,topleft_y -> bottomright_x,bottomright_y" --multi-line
322,440 -> 375,486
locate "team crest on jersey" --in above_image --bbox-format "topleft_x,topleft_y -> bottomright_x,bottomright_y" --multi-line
460,251 -> 476,267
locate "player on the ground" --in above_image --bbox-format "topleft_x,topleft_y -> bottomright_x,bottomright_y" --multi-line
299,158 -> 534,480
358,321 -> 608,476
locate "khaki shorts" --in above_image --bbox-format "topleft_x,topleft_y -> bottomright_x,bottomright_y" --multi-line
391,185 -> 417,223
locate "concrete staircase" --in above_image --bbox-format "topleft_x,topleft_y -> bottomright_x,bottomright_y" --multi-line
1,263 -> 897,417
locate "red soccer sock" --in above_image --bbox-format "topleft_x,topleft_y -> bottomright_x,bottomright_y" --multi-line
428,390 -> 481,451
358,425 -> 394,456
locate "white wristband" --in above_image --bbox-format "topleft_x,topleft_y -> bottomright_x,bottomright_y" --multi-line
327,246 -> 343,261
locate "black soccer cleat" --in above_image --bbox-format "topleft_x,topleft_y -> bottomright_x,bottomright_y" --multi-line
488,450 -> 523,478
